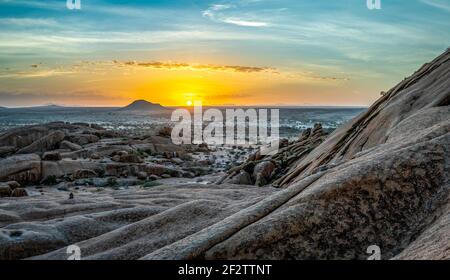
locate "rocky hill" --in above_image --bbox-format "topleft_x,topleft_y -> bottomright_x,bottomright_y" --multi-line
0,48 -> 448,260
119,100 -> 167,112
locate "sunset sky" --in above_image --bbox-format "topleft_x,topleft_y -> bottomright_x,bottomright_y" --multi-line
0,0 -> 449,107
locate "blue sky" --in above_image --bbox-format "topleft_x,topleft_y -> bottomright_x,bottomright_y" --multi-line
0,0 -> 449,106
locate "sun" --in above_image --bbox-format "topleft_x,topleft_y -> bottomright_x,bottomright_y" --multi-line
186,100 -> 193,106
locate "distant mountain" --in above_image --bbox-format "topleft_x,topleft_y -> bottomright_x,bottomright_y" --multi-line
14,104 -> 67,111
37,104 -> 65,109
119,100 -> 167,112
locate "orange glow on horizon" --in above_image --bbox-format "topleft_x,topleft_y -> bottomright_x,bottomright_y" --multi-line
1,59 -> 376,107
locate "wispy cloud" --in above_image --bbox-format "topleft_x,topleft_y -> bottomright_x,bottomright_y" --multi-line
0,17 -> 58,27
221,18 -> 268,27
0,0 -> 63,10
113,60 -> 275,73
0,69 -> 75,78
202,3 -> 269,27
420,0 -> 450,12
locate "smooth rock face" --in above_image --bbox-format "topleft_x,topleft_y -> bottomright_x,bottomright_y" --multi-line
0,184 -> 277,260
0,49 -> 449,260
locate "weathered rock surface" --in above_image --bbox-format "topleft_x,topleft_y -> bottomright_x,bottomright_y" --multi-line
17,131 -> 65,154
0,184 -> 276,260
59,140 -> 82,151
0,154 -> 42,184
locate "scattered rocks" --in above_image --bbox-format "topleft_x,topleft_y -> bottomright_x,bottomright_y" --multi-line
218,124 -> 329,187
114,154 -> 143,164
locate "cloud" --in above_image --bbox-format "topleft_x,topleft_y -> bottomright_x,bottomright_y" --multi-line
0,17 -> 58,27
211,4 -> 234,11
0,59 -> 348,84
420,0 -> 450,12
0,0 -> 63,10
221,18 -> 268,27
202,3 -> 269,27
110,60 -> 348,82
112,60 -> 276,73
0,69 -> 75,78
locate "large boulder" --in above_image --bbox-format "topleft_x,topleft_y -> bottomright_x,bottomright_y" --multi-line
0,154 -> 42,184
59,140 -> 82,151
0,126 -> 51,148
274,50 -> 450,187
68,134 -> 100,146
224,171 -> 253,185
16,131 -> 65,154
252,161 -> 276,186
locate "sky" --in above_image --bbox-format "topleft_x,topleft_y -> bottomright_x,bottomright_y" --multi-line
0,0 -> 449,107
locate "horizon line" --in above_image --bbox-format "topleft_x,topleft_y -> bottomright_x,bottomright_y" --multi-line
1,104 -> 370,109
